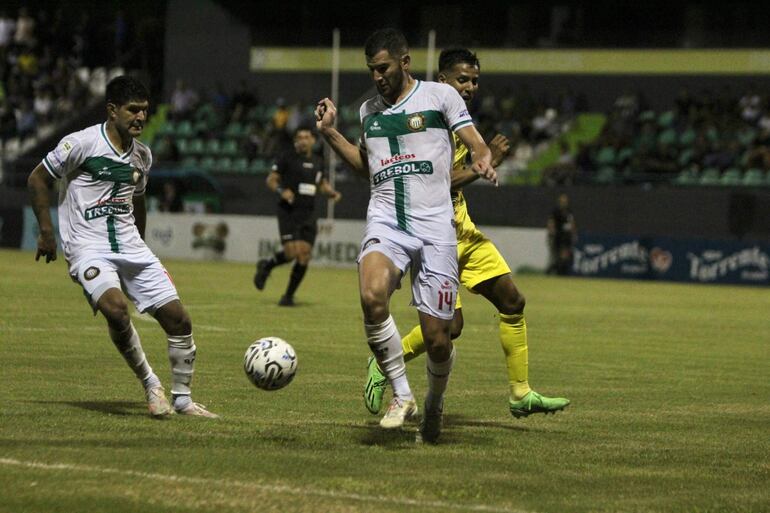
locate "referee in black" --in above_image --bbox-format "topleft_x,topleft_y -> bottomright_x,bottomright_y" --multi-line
254,126 -> 341,306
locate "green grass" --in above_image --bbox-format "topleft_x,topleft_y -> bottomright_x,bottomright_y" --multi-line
0,248 -> 768,513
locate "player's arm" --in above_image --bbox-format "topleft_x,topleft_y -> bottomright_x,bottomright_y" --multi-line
318,178 -> 342,203
27,163 -> 57,262
455,125 -> 498,186
451,133 -> 510,190
266,169 -> 294,204
315,98 -> 369,179
133,194 -> 147,240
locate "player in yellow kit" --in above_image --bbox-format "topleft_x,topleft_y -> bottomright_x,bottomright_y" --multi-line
364,48 -> 570,419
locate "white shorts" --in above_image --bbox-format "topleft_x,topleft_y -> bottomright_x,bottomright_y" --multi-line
69,248 -> 179,314
359,223 -> 459,320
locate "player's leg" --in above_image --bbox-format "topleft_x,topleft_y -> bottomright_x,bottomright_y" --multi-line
125,253 -> 217,418
474,273 -> 569,418
280,221 -> 316,306
412,243 -> 459,443
153,300 -> 216,418
254,211 -> 294,290
359,249 -> 416,428
76,258 -> 170,417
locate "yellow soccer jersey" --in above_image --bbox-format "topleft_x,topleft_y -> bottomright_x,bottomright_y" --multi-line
451,133 -> 478,241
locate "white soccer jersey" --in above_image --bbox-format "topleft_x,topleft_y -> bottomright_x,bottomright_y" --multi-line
360,80 -> 473,244
42,122 -> 152,263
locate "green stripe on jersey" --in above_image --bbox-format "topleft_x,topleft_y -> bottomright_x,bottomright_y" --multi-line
394,177 -> 408,231
82,156 -> 137,184
106,216 -> 119,253
363,110 -> 448,139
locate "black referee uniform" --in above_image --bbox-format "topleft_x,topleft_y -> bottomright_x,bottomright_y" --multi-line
274,150 -> 326,245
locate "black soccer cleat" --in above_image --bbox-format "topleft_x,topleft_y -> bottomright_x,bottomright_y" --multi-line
278,295 -> 295,307
254,259 -> 270,290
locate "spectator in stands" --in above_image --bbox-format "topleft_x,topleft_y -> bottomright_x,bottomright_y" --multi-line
33,87 -> 54,124
14,8 -> 36,47
159,180 -> 184,212
547,193 -> 577,276
0,10 -> 15,50
169,79 -> 198,120
14,99 -> 36,144
542,140 -> 577,186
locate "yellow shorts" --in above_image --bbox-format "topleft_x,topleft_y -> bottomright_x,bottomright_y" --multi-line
455,228 -> 511,309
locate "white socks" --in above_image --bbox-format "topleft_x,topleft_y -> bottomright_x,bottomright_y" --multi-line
167,333 -> 196,408
109,323 -> 158,389
365,315 -> 413,400
426,347 -> 455,411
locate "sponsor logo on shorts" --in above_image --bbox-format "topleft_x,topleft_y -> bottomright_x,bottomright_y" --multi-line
372,161 -> 433,185
84,267 -> 100,281
363,238 -> 380,250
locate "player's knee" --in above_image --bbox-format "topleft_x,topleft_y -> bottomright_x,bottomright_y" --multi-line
99,296 -> 130,330
499,290 -> 525,315
360,290 -> 388,323
424,332 -> 453,360
165,312 -> 192,336
297,252 -> 311,265
450,317 -> 464,340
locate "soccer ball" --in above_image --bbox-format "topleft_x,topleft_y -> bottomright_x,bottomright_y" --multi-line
243,337 -> 298,390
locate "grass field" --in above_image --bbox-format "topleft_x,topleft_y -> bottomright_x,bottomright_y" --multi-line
1,248 -> 768,513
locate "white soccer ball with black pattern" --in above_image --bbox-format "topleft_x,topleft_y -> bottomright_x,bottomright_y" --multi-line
243,337 -> 297,390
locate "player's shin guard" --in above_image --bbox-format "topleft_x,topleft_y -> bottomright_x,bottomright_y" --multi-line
365,315 -> 412,400
401,325 -> 426,362
426,346 -> 455,411
109,323 -> 156,386
499,313 -> 531,400
167,334 -> 196,398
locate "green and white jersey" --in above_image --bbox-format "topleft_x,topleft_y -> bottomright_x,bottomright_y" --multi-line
42,123 -> 152,263
360,80 -> 473,244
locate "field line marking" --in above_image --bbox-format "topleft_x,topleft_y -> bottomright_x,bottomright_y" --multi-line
130,312 -> 227,333
0,457 -> 532,513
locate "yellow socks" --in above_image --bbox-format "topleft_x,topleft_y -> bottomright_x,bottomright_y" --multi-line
499,313 -> 531,400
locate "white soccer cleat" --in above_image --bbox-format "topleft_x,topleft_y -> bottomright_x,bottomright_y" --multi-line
145,386 -> 173,417
175,401 -> 220,419
379,397 -> 418,429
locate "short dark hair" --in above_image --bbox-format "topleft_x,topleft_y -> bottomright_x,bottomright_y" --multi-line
293,125 -> 315,137
105,76 -> 149,106
364,28 -> 409,59
438,48 -> 480,73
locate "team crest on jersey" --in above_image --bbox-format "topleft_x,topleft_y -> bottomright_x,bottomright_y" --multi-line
84,267 -> 100,281
406,113 -> 425,132
132,169 -> 141,184
62,141 -> 73,152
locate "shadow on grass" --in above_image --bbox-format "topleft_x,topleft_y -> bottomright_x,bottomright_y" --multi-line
27,400 -> 152,417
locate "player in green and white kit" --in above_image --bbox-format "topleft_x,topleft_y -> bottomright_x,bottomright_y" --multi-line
316,28 -> 496,443
28,76 -> 218,418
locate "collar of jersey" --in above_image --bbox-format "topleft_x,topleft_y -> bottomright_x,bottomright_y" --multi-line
100,122 -> 134,158
382,79 -> 420,111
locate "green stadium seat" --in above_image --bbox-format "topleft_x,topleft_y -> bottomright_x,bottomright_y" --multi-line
657,128 -> 677,146
193,119 -> 210,136
678,128 -> 695,147
737,127 -> 757,146
616,146 -> 634,164
638,110 -> 656,123
742,168 -> 765,187
220,139 -> 239,157
231,157 -> 249,173
175,120 -> 194,138
657,110 -> 675,128
673,167 -> 699,186
175,138 -> 191,156
157,121 -> 175,137
595,166 -> 616,185
215,157 -> 233,173
151,137 -> 169,155
180,156 -> 198,169
249,158 -> 271,174
720,168 -> 742,186
198,156 -> 216,172
595,146 -> 617,166
204,138 -> 222,156
677,147 -> 695,167
187,138 -> 205,156
699,167 -> 720,186
224,122 -> 246,139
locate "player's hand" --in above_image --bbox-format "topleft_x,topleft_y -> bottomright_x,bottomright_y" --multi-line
489,133 -> 511,168
329,190 -> 342,203
35,231 -> 57,263
280,189 -> 295,205
471,160 -> 498,186
315,98 -> 337,131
